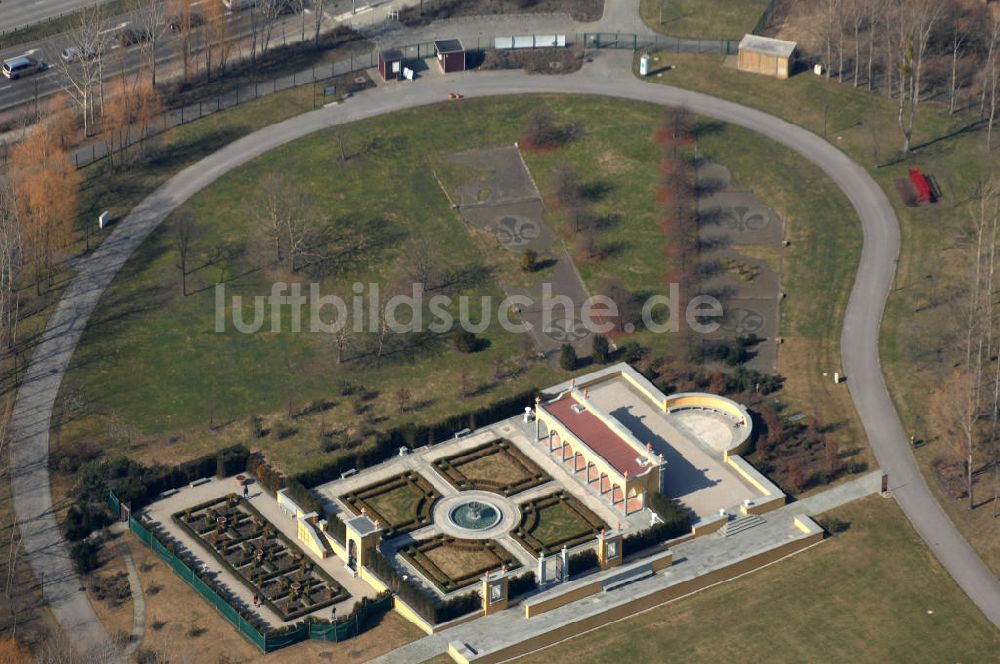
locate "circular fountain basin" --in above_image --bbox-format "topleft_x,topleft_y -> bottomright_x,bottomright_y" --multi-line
449,500 -> 502,531
432,491 -> 519,540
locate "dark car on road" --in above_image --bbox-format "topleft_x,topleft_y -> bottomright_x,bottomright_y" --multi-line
167,11 -> 205,32
117,27 -> 152,47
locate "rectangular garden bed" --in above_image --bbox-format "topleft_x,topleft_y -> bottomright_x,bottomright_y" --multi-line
398,535 -> 521,595
174,494 -> 350,621
433,439 -> 551,497
340,470 -> 440,537
511,491 -> 607,556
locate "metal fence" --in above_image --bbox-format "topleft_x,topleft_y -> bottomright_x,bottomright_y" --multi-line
71,31 -> 739,170
112,490 -> 392,653
585,32 -> 736,55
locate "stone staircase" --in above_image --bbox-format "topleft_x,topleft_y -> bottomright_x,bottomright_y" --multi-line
721,514 -> 765,537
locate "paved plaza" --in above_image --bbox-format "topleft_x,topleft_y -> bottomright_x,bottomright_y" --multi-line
585,377 -> 763,519
370,471 -> 884,664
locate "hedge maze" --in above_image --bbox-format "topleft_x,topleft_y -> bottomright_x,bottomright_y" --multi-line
341,471 -> 441,537
512,491 -> 607,556
174,494 -> 350,621
433,439 -> 551,496
399,535 -> 521,594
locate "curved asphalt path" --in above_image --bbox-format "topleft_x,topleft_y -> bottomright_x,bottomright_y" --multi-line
9,56 -> 1000,656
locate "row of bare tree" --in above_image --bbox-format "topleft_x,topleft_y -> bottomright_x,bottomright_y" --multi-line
55,0 -> 325,139
814,0 -> 1000,151
936,178 -> 1000,514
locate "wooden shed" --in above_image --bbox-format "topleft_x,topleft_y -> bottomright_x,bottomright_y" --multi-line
378,48 -> 404,81
434,39 -> 466,73
737,35 -> 796,80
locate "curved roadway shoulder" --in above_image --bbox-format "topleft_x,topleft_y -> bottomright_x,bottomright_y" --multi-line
9,63 -> 999,656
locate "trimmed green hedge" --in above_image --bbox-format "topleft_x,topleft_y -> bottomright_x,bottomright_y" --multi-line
292,387 -> 539,489
366,549 -> 481,624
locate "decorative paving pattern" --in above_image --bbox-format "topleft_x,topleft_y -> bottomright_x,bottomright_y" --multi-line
492,214 -> 541,249
437,146 -> 597,357
718,205 -> 772,232
696,161 -> 784,372
542,317 -> 591,342
718,306 -> 767,336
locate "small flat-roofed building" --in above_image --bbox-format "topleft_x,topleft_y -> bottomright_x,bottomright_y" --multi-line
378,47 -> 404,81
434,39 -> 466,73
737,34 -> 796,80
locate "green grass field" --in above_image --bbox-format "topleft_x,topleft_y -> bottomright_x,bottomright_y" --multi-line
502,498 -> 1000,663
57,92 -> 862,482
639,0 -> 770,40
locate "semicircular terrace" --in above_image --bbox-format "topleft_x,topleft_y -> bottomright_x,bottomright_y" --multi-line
664,393 -> 752,458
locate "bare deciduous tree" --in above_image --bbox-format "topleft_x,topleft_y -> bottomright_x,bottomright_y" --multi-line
168,0 -> 199,82
205,0 -> 231,78
894,0 -> 944,153
132,0 -> 168,86
174,213 -> 196,295
0,182 -> 23,358
9,108 -> 81,293
313,0 -> 327,48
251,174 -> 325,273
54,5 -> 110,136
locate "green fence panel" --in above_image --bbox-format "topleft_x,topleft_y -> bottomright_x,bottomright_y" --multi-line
125,509 -> 389,653
264,624 -> 308,651
127,514 -> 270,652
107,490 -> 121,517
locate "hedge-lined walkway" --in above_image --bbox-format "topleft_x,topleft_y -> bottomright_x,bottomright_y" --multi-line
142,478 -> 378,628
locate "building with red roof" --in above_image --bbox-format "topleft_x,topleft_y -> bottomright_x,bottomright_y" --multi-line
536,385 -> 663,515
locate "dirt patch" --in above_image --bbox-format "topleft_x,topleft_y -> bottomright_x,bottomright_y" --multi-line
894,177 -> 920,208
127,537 -> 422,663
932,457 -> 968,500
481,48 -> 585,75
401,0 -> 604,24
82,538 -> 134,642
597,149 -> 636,177
434,439 -> 551,495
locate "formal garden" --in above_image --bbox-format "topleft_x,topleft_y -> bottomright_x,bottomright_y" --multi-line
511,491 -> 607,556
173,493 -> 350,621
340,471 -> 441,537
398,535 -> 522,595
433,439 -> 551,496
